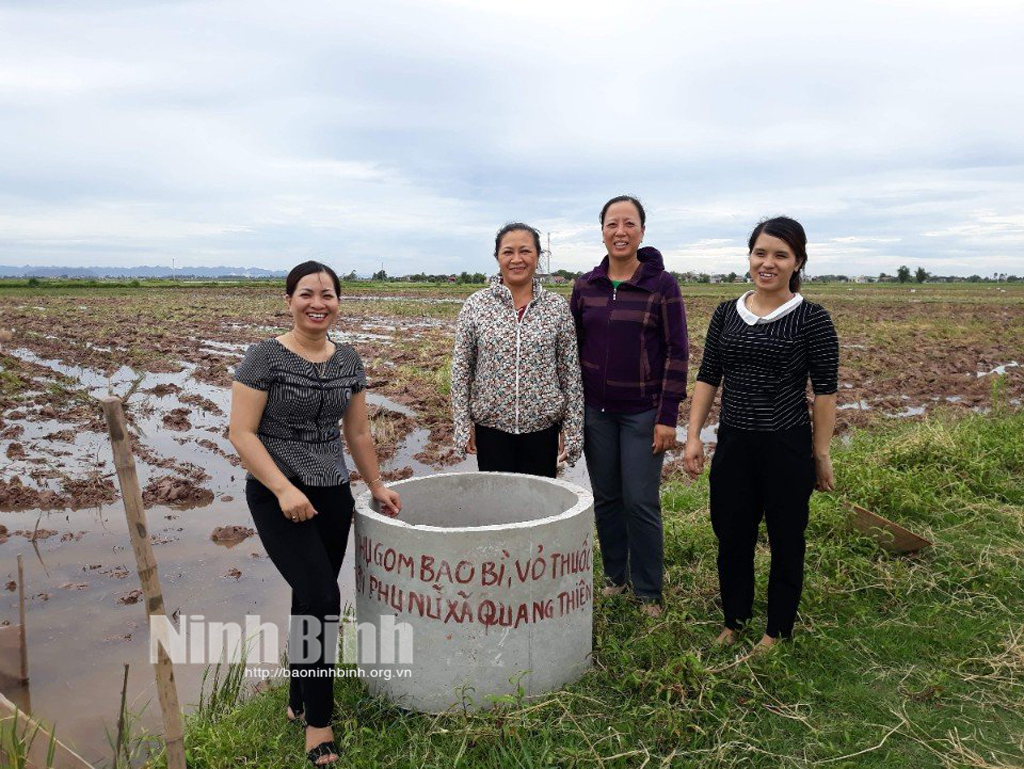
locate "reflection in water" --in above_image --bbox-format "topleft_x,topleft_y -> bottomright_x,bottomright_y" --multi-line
0,346 -> 599,764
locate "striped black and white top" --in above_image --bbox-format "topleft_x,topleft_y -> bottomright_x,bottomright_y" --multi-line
696,294 -> 839,431
233,338 -> 366,486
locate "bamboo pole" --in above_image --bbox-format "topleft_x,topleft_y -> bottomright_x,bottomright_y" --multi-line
17,554 -> 27,684
100,397 -> 186,769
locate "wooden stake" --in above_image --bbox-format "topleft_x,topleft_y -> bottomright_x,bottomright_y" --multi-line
16,554 -> 27,684
100,397 -> 186,769
114,663 -> 129,769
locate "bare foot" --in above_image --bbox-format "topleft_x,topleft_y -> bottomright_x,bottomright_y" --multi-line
715,628 -> 738,646
286,706 -> 302,723
305,725 -> 337,766
602,584 -> 627,597
639,602 -> 662,618
751,634 -> 778,654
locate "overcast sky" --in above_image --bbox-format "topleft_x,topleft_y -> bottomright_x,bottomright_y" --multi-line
2,0 -> 1022,277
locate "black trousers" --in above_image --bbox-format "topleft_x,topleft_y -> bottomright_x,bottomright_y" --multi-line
709,423 -> 815,639
246,477 -> 354,728
474,423 -> 560,478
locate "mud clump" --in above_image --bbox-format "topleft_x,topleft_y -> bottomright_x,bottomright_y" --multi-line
162,407 -> 193,431
196,438 -> 241,466
142,475 -> 214,508
42,429 -> 77,442
180,392 -> 223,415
0,477 -> 70,511
148,383 -> 182,397
0,424 -> 25,440
62,475 -> 118,508
366,405 -> 416,462
211,525 -> 256,546
116,589 -> 143,606
12,528 -> 58,541
5,442 -> 26,460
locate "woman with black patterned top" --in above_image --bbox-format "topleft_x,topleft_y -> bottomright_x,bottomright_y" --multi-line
684,217 -> 838,653
229,261 -> 400,767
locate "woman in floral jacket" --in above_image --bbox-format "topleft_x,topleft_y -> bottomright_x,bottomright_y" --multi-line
451,222 -> 584,477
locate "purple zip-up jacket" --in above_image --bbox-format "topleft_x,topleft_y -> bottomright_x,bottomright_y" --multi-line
569,246 -> 689,427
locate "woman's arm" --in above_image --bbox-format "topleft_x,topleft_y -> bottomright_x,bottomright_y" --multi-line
229,381 -> 318,521
342,389 -> 401,516
811,394 -> 837,491
683,381 -> 719,477
654,276 -> 689,452
451,302 -> 477,454
807,305 -> 840,492
683,304 -> 726,477
556,301 -> 585,465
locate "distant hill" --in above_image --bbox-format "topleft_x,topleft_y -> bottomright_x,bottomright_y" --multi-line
0,265 -> 287,278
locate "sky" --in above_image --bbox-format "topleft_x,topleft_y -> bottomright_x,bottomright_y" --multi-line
1,0 -> 1023,277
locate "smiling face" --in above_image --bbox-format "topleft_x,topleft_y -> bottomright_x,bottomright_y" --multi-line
496,229 -> 539,289
749,233 -> 803,293
602,200 -> 645,261
286,271 -> 340,335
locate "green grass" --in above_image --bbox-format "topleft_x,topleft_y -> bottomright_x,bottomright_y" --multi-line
171,410 -> 1024,768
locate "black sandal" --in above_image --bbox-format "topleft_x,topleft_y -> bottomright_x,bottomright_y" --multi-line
286,707 -> 305,728
306,740 -> 339,766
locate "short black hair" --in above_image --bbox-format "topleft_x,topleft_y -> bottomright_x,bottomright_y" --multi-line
600,195 -> 646,228
285,261 -> 341,296
748,217 -> 807,292
494,223 -> 542,258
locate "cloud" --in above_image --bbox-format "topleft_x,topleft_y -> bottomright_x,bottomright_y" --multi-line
0,0 -> 1022,275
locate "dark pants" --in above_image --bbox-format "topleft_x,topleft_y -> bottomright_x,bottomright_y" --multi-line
709,423 -> 815,639
584,407 -> 665,602
246,478 -> 354,728
475,422 -> 560,478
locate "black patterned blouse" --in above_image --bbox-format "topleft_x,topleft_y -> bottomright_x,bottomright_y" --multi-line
233,337 -> 366,486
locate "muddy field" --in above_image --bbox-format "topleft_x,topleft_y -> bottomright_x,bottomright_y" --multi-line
0,280 -> 1021,762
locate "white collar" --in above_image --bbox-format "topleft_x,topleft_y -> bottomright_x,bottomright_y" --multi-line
735,290 -> 804,326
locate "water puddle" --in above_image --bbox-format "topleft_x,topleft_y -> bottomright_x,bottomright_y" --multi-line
0,339 -> 606,762
976,361 -> 1020,377
839,400 -> 872,411
886,405 -> 927,418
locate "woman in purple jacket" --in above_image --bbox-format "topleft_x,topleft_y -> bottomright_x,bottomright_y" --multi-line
570,195 -> 689,617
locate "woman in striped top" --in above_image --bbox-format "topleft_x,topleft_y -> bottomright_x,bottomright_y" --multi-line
684,217 -> 838,652
229,261 -> 401,766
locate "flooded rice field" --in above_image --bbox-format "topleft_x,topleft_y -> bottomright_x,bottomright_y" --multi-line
0,281 -> 1021,763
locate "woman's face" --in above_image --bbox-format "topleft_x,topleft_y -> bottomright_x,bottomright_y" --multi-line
497,230 -> 539,288
602,201 -> 645,260
749,233 -> 801,293
286,271 -> 340,335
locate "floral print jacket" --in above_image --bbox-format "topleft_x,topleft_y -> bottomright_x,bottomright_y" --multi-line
451,275 -> 584,465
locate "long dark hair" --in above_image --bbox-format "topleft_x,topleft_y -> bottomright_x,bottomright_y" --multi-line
748,217 -> 807,292
285,261 -> 341,296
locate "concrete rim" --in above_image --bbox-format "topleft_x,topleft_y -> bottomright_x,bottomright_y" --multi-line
354,471 -> 594,533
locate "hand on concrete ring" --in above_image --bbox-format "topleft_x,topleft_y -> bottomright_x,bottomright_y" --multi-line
652,424 -> 676,454
373,486 -> 402,517
557,431 -> 567,464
